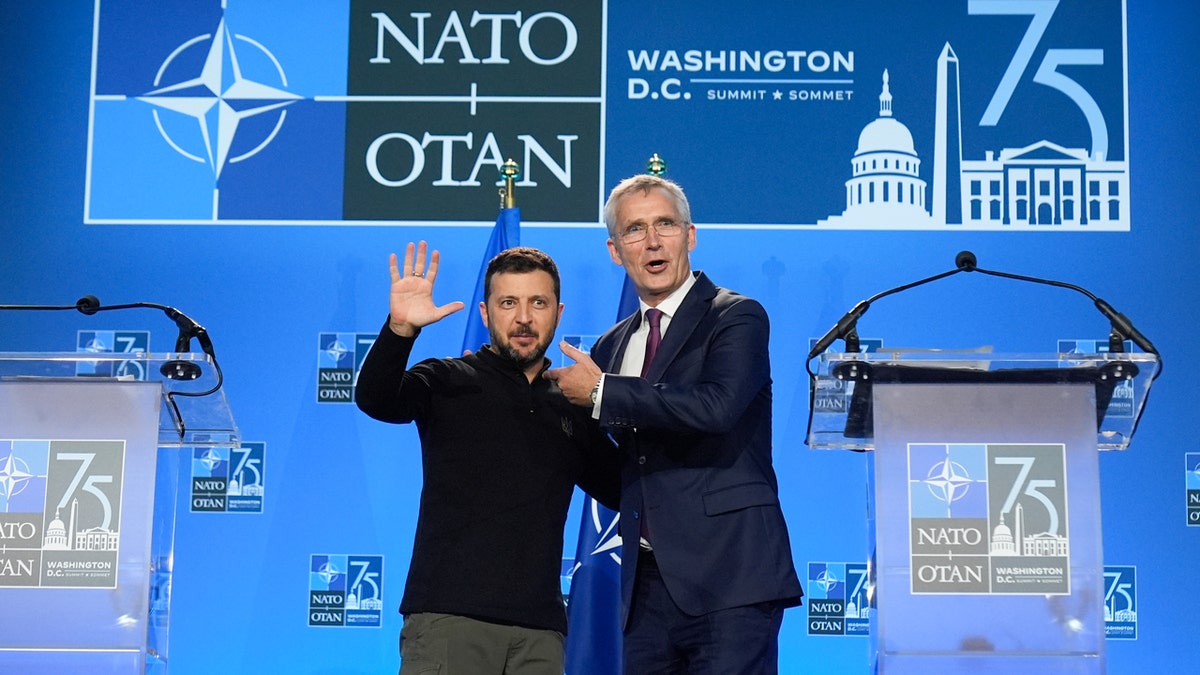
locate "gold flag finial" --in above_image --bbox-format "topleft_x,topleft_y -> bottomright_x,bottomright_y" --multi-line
498,158 -> 521,209
646,153 -> 667,176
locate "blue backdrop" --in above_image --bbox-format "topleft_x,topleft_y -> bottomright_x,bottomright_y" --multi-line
1,1 -> 1196,672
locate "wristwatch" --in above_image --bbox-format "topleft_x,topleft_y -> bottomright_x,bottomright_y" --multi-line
589,377 -> 601,406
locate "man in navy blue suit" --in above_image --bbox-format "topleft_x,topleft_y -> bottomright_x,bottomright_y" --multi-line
546,175 -> 802,674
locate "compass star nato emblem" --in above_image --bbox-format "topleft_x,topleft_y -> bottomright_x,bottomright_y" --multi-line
0,453 -> 35,502
198,448 -> 225,472
586,499 -> 622,566
318,560 -> 343,586
922,458 -> 977,516
814,568 -> 840,594
137,16 -> 301,178
323,339 -> 351,365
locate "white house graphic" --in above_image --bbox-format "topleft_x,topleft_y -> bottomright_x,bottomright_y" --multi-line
821,43 -> 1128,230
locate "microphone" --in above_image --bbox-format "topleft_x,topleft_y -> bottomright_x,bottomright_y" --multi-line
807,256 -> 971,359
83,297 -> 215,380
3,295 -> 225,441
806,251 -> 1159,360
1,294 -> 218,380
960,255 -> 1159,356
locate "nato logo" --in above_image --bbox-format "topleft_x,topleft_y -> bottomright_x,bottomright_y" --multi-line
0,440 -> 50,588
190,447 -> 229,512
190,443 -> 265,513
309,553 -> 384,627
1104,565 -> 1136,640
1186,452 -> 1200,527
806,562 -> 869,636
909,443 -> 1070,595
76,330 -> 150,379
317,332 -> 376,403
87,0 -> 603,224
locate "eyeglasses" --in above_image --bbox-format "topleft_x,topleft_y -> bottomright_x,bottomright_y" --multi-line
618,218 -> 685,244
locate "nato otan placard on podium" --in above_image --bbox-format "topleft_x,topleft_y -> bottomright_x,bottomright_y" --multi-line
808,349 -> 1156,674
0,350 -> 237,675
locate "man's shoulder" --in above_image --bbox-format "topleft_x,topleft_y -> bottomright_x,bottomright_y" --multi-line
693,274 -> 765,318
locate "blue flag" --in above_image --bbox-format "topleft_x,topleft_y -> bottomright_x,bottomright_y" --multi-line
461,206 -> 520,355
564,276 -> 639,675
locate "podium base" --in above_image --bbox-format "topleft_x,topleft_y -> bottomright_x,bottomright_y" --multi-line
876,651 -> 1103,674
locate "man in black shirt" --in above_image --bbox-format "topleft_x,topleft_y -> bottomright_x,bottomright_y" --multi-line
356,242 -> 619,675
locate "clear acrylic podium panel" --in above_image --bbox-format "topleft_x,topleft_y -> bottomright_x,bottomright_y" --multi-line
0,352 -> 239,674
808,351 -> 1158,451
807,352 -> 1157,674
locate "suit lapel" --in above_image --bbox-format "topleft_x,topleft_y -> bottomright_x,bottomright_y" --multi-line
604,312 -> 641,374
643,272 -> 715,381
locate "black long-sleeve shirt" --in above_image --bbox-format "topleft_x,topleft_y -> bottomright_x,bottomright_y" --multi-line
355,322 -> 619,634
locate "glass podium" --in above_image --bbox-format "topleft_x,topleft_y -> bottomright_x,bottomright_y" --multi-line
0,351 -> 238,674
808,350 -> 1157,674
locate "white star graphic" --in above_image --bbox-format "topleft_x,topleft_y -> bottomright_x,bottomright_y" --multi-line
0,454 -> 34,500
318,561 -> 343,585
923,458 -> 977,516
325,340 -> 351,364
816,569 -> 840,593
588,500 -> 622,564
199,448 -> 225,471
137,17 -> 301,178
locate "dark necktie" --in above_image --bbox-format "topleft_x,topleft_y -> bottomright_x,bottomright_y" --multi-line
640,308 -> 663,378
639,308 -> 663,546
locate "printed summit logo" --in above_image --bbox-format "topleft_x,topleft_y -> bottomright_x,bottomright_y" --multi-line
1104,565 -> 1137,640
818,1 -> 1129,231
806,562 -> 869,637
75,330 -> 150,379
309,553 -> 385,628
317,332 -> 377,403
0,440 -> 125,589
87,0 -> 603,225
909,443 -> 1070,595
190,443 -> 265,513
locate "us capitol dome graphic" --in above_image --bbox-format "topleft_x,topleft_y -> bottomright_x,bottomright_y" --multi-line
819,70 -> 932,228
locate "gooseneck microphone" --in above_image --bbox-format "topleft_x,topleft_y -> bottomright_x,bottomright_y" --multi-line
68,295 -> 217,379
807,251 -> 1160,362
807,256 -> 972,360
954,254 -> 1159,357
0,295 -> 224,436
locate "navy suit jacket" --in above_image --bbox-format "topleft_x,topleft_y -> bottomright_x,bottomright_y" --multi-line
591,271 -> 802,626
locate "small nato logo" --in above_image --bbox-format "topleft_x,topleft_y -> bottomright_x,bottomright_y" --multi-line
76,330 -> 150,379
309,554 -> 385,627
190,443 -> 265,513
806,561 -> 869,636
317,332 -> 376,403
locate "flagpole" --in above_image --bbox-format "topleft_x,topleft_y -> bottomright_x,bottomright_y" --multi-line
564,154 -> 669,675
499,157 -> 519,209
461,159 -> 522,355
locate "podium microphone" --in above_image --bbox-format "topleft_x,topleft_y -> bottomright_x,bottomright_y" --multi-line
1,294 -> 221,383
1,294 -> 224,437
957,254 -> 1160,358
806,250 -> 1160,363
807,255 -> 972,360
73,295 -> 217,381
